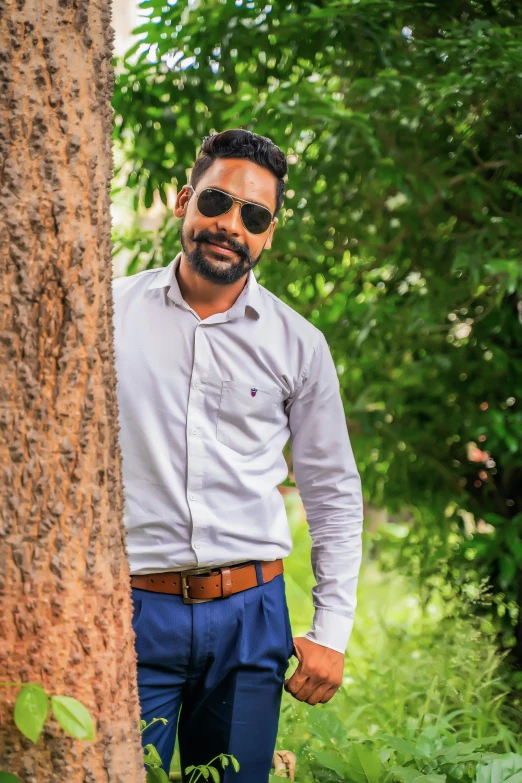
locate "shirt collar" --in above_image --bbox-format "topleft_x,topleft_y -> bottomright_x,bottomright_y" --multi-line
147,251 -> 262,320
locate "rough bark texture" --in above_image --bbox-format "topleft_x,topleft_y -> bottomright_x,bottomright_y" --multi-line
0,1 -> 145,780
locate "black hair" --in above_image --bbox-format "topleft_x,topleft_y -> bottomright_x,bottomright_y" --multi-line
189,129 -> 288,218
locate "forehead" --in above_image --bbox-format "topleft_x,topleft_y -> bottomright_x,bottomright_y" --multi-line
196,158 -> 277,212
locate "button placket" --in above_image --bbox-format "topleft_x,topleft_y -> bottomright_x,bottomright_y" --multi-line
186,325 -> 210,560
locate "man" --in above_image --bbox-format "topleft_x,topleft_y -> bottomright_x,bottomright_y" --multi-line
112,129 -> 363,782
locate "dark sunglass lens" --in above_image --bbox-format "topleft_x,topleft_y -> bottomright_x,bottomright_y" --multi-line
241,203 -> 272,234
197,188 -> 233,218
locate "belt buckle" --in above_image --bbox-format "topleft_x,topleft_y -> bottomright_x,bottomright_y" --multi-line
180,566 -> 216,605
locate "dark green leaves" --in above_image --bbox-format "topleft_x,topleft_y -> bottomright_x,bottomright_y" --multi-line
112,0 -> 522,644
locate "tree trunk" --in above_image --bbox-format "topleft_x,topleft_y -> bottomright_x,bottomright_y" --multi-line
0,1 -> 145,781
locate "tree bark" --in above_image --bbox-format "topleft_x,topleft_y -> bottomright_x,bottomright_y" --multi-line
0,1 -> 145,780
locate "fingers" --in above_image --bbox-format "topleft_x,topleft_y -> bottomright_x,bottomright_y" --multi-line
284,670 -> 341,705
284,667 -> 308,699
284,636 -> 343,705
306,684 -> 332,706
318,686 -> 339,704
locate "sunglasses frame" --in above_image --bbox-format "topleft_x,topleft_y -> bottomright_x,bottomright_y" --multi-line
186,184 -> 275,235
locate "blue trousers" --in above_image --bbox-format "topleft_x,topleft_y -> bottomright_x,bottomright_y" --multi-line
131,569 -> 294,782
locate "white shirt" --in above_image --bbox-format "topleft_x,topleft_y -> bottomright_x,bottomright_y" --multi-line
112,251 -> 363,653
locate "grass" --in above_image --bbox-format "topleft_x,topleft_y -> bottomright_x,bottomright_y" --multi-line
278,490 -> 521,781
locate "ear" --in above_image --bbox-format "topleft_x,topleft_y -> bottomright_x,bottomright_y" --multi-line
263,217 -> 278,250
174,185 -> 191,218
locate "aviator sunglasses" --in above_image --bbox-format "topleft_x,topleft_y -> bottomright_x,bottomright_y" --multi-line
187,184 -> 275,235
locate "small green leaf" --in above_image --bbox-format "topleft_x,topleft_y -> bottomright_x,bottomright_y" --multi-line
0,772 -> 22,783
143,743 -> 163,768
201,769 -> 210,780
14,685 -> 50,744
230,756 -> 240,772
146,769 -> 170,783
184,766 -> 195,774
220,757 -> 229,768
208,767 -> 220,783
50,695 -> 95,741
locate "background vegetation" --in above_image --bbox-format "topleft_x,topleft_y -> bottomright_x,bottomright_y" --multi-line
110,0 -> 522,779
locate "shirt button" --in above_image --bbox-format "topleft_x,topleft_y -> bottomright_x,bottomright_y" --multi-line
191,428 -> 197,435
189,493 -> 196,501
193,542 -> 202,549
194,380 -> 200,387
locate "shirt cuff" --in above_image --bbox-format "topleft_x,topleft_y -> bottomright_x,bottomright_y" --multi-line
304,608 -> 354,654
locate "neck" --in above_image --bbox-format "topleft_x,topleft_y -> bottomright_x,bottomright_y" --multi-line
176,253 -> 248,315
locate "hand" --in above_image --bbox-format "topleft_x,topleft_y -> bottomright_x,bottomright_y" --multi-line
284,636 -> 344,706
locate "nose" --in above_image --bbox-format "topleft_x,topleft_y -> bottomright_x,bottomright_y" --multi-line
215,200 -> 243,236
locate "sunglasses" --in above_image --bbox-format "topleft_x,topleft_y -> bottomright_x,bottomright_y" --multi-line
187,185 -> 275,235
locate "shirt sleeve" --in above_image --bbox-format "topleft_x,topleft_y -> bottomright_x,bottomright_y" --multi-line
287,331 -> 364,654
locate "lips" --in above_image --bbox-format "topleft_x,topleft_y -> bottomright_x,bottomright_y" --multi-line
206,241 -> 237,257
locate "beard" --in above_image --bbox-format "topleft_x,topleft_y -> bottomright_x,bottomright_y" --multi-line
179,217 -> 266,286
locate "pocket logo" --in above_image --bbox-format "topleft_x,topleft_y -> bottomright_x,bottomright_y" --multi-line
251,388 -> 258,397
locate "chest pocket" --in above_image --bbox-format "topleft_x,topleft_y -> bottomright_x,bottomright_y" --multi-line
216,380 -> 282,456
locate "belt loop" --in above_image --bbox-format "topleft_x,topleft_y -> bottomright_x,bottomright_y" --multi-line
221,568 -> 233,598
254,561 -> 264,586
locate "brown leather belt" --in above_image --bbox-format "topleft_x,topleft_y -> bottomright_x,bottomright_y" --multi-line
130,559 -> 284,604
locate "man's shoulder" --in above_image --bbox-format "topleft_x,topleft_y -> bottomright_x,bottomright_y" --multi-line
112,267 -> 159,289
112,267 -> 162,301
257,282 -> 324,345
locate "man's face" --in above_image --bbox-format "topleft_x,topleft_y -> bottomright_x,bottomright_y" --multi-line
174,158 -> 279,286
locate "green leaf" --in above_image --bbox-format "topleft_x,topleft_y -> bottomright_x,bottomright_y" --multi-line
146,769 -> 170,783
208,767 -> 220,783
220,757 -> 229,768
144,743 -> 163,768
434,737 -> 499,764
476,754 -> 522,783
50,695 -> 96,741
311,749 -> 351,779
376,734 -> 419,759
231,756 -> 240,772
306,708 -> 350,748
346,744 -> 383,783
0,773 -> 22,783
14,685 -> 50,744
387,766 -> 446,783
184,767 -> 195,774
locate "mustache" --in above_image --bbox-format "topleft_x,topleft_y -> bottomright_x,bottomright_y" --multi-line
195,233 -> 245,257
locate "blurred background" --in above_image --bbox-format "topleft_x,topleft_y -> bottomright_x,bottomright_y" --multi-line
109,1 -> 522,780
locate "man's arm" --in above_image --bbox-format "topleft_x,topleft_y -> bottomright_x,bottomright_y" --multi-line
284,331 -> 364,705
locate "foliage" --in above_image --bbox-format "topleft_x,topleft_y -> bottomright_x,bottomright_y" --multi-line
111,0 -> 522,653
141,718 -> 240,782
277,494 -> 522,781
0,682 -> 96,782
184,754 -> 240,782
297,726 -> 521,783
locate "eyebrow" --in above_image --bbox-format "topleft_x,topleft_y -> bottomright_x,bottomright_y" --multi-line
204,185 -> 273,213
